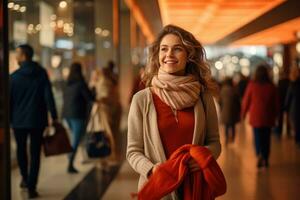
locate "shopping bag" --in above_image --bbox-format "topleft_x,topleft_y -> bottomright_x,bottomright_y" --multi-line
85,103 -> 111,158
85,130 -> 111,158
43,123 -> 73,156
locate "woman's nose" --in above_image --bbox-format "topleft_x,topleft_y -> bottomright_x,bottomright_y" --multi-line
166,49 -> 173,56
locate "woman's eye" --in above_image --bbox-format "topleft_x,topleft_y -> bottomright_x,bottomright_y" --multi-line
174,47 -> 183,51
160,48 -> 167,51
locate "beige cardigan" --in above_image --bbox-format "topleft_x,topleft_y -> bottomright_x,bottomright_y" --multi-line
126,88 -> 221,200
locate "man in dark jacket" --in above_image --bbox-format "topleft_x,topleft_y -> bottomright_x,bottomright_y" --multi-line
10,44 -> 58,198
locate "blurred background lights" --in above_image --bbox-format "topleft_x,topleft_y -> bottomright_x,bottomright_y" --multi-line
59,1 -> 67,9
222,55 -> 231,64
239,58 -> 250,67
35,24 -> 42,31
19,6 -> 26,12
273,52 -> 283,67
8,2 -> 14,9
231,56 -> 239,64
95,27 -> 102,34
215,61 -> 223,70
296,42 -> 300,54
102,29 -> 110,37
13,4 -> 20,10
241,66 -> 250,76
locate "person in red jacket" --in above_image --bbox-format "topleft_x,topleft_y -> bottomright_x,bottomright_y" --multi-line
241,64 -> 279,168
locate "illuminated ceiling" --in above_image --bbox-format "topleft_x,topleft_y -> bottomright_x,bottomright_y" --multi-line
231,17 -> 300,46
125,0 -> 156,43
158,0 -> 285,45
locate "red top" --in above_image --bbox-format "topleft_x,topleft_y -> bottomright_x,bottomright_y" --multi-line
152,92 -> 194,158
241,81 -> 279,127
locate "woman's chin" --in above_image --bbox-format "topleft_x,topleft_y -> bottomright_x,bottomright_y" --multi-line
170,70 -> 185,76
161,68 -> 185,75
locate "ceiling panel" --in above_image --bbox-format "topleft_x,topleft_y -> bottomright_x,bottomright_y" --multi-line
231,17 -> 300,46
158,0 -> 286,44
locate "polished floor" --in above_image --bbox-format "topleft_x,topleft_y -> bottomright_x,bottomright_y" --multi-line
217,122 -> 300,200
11,147 -> 94,200
11,120 -> 300,200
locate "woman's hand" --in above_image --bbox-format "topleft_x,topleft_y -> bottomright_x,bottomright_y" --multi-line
148,163 -> 161,178
89,70 -> 99,87
152,163 -> 160,174
188,158 -> 200,172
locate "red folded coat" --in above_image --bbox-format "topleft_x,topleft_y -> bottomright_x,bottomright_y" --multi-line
138,144 -> 226,200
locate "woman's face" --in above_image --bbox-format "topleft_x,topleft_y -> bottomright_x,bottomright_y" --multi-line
159,34 -> 188,76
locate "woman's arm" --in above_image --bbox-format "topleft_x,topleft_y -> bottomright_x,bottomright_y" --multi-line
202,92 -> 221,159
81,80 -> 96,102
126,94 -> 155,179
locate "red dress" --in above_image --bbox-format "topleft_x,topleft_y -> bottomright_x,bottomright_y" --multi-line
152,92 -> 194,158
152,93 -> 196,198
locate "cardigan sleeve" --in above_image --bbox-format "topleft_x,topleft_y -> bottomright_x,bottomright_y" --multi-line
126,93 -> 155,179
202,92 -> 221,159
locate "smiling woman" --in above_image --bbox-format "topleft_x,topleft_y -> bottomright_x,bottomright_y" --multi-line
143,24 -> 218,93
126,24 -> 226,200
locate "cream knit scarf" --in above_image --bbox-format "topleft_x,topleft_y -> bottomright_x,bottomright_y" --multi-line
151,68 -> 201,111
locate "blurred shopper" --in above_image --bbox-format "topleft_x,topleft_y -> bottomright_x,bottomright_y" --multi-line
127,25 -> 225,199
276,69 -> 290,138
237,72 -> 249,99
10,44 -> 58,198
62,62 -> 95,173
89,61 -> 122,167
285,66 -> 300,147
129,65 -> 145,102
242,64 -> 279,168
220,77 -> 240,144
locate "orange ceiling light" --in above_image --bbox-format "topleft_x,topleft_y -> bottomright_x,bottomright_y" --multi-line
158,0 -> 285,45
231,17 -> 300,46
125,0 -> 155,43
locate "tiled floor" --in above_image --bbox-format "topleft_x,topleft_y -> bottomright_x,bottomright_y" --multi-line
64,165 -> 120,200
10,119 -> 96,200
11,147 -> 95,200
102,121 -> 300,200
101,162 -> 139,200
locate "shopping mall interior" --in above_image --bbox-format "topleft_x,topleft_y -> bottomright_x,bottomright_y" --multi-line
1,0 -> 300,199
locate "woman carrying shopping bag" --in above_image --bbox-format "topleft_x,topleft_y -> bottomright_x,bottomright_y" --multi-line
88,64 -> 121,169
62,62 -> 95,173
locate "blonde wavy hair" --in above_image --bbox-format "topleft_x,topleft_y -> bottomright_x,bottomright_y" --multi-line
143,24 -> 218,95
